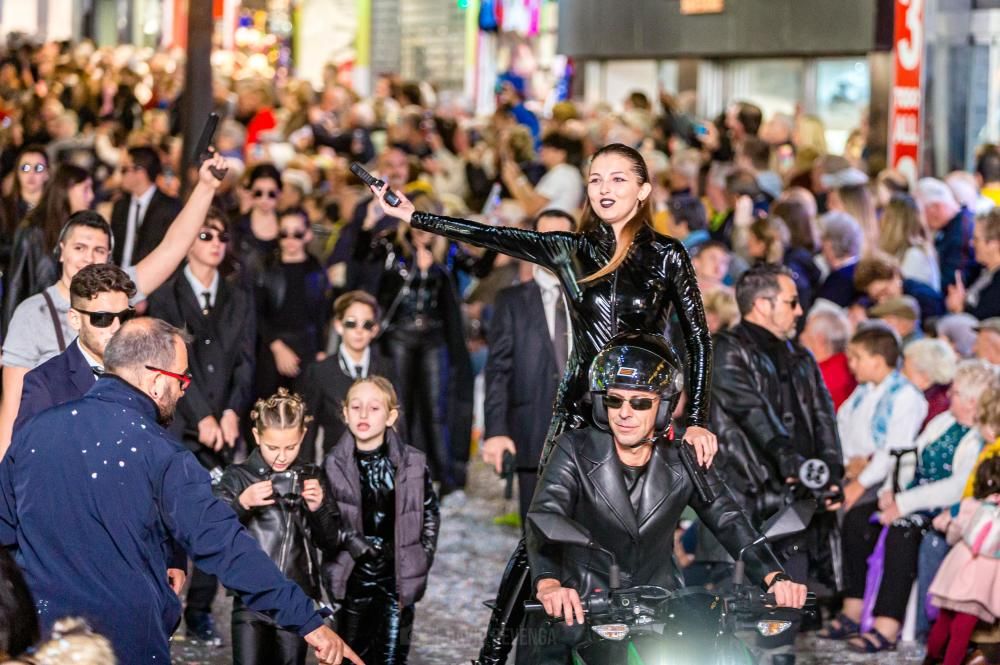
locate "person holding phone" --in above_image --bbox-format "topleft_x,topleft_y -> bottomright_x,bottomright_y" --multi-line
369,142 -> 718,664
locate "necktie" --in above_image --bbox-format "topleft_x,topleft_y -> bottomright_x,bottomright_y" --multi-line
122,199 -> 142,267
354,365 -> 364,379
91,366 -> 104,379
552,290 -> 569,373
201,291 -> 212,316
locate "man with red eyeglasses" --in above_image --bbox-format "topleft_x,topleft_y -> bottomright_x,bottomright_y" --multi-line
14,262 -> 190,601
148,207 -> 256,644
0,317 -> 362,665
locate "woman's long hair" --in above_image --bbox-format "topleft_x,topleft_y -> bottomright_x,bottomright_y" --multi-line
578,143 -> 654,283
878,193 -> 936,262
24,163 -> 91,254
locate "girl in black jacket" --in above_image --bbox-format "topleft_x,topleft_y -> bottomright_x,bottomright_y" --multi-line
215,389 -> 366,665
323,376 -> 440,665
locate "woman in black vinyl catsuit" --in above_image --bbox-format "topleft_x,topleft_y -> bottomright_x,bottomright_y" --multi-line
372,143 -> 717,664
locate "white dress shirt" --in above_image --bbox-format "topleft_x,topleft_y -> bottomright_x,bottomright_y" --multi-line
533,265 -> 573,357
121,185 -> 157,268
183,265 -> 220,310
338,346 -> 371,379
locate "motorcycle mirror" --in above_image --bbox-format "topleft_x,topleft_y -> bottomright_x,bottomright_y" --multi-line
761,499 -> 815,541
528,513 -> 599,550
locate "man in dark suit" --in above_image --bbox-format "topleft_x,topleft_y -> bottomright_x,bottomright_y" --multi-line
15,264 -> 137,431
112,146 -> 182,267
482,210 -> 574,522
147,208 -> 256,645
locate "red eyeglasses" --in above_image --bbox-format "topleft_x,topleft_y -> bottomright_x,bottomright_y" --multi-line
145,365 -> 192,391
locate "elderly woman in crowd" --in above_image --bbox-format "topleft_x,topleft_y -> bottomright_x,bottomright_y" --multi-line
903,338 -> 959,428
828,360 -> 999,653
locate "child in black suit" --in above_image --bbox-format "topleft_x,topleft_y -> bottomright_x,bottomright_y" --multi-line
298,291 -> 400,458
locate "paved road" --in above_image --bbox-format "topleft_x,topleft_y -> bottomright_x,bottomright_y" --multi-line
171,461 -> 925,664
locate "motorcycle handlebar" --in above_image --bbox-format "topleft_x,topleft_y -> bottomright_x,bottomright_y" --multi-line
523,591 -> 816,619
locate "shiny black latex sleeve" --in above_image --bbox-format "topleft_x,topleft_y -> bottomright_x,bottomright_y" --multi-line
660,243 -> 713,427
411,212 -> 578,272
421,472 -> 441,564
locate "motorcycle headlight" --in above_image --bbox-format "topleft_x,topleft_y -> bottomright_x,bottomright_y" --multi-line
756,620 -> 793,637
592,624 -> 630,641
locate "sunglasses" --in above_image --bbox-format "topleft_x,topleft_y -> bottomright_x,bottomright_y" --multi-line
73,307 -> 136,328
279,229 -> 307,240
343,318 -> 377,331
767,296 -> 800,309
253,189 -> 279,199
198,230 -> 230,243
19,163 -> 47,173
145,365 -> 192,391
603,394 -> 658,410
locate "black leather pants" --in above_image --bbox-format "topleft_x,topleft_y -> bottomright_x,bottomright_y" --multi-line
336,577 -> 415,665
232,600 -> 308,665
386,334 -> 457,491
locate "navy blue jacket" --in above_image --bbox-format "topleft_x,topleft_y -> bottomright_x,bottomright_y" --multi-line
816,262 -> 860,307
0,377 -> 323,662
14,340 -> 95,433
936,207 -> 979,290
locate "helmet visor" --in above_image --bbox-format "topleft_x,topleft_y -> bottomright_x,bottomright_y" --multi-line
589,344 -> 684,396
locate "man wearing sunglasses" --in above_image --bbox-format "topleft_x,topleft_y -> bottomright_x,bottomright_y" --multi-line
525,332 -> 806,662
148,208 -> 256,644
15,264 -> 136,430
0,155 -> 232,458
111,146 -> 182,268
0,317 -> 362,665
707,264 -> 844,663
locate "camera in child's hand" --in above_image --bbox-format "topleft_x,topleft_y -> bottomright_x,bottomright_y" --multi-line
270,469 -> 301,498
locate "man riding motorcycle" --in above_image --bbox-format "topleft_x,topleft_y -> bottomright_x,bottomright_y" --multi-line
525,332 -> 807,662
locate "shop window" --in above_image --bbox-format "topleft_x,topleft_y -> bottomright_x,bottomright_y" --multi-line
727,59 -> 804,120
815,58 -> 870,155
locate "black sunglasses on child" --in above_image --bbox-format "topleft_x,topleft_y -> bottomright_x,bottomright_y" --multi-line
602,394 -> 657,410
343,318 -> 377,331
253,189 -> 278,199
72,307 -> 137,328
198,230 -> 230,243
279,230 -> 307,240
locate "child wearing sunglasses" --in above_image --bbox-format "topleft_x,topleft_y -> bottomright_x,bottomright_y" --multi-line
255,208 -> 330,460
298,291 -> 401,460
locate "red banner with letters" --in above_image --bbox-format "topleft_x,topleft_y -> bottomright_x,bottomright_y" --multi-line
889,0 -> 924,182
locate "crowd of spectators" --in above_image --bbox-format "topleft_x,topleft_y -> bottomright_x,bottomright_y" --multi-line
1,36 -> 1000,663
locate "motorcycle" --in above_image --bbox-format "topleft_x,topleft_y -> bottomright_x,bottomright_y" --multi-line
522,503 -> 816,665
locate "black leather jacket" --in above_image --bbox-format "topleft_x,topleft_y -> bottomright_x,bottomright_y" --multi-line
526,427 -> 783,596
410,214 -> 712,431
709,321 -> 843,510
2,223 -> 58,337
215,449 -> 366,599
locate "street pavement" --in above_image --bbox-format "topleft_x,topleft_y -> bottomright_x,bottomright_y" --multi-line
171,461 -> 926,664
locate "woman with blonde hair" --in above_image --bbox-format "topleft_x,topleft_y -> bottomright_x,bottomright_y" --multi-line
878,193 -> 940,291
829,177 -> 879,255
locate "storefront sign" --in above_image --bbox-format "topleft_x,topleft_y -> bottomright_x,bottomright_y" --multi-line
889,0 -> 924,182
680,0 -> 724,15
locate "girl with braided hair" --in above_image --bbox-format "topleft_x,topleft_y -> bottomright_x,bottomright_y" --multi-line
215,388 -> 366,665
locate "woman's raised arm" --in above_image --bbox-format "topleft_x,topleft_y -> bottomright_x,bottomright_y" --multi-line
371,183 -> 575,270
